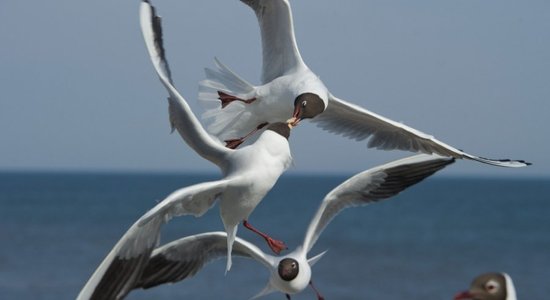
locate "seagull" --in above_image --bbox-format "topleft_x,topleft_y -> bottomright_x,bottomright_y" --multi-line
129,154 -> 455,299
198,0 -> 530,168
141,0 -> 295,266
454,272 -> 517,300
77,2 -> 296,298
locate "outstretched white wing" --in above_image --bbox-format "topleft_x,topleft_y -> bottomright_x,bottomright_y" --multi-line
138,180 -> 230,226
302,154 -> 455,253
311,94 -> 530,168
134,232 -> 274,290
240,0 -> 307,84
77,180 -> 229,300
140,0 -> 229,168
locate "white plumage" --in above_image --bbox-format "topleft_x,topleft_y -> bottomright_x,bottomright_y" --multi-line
76,2 -> 296,299
130,154 -> 455,299
198,0 -> 530,168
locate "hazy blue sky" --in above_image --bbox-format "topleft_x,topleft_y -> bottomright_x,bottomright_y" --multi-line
1,0 -> 548,177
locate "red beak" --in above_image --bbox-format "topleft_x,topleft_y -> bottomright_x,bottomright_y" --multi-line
454,290 -> 474,300
288,106 -> 301,127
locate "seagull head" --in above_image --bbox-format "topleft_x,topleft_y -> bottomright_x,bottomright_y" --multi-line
278,258 -> 300,281
267,254 -> 312,295
454,273 -> 511,300
253,248 -> 327,299
287,93 -> 326,126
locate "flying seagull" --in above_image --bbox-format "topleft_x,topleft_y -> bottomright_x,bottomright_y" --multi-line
140,0 -> 296,268
77,2 -> 296,298
454,272 -> 517,300
130,154 -> 455,299
198,0 -> 530,168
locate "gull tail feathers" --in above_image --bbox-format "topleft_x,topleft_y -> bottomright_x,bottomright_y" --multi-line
200,57 -> 255,97
199,58 -> 257,139
307,250 -> 328,266
224,224 -> 239,273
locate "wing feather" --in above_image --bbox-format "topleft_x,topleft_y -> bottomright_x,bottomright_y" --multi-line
78,180 -> 229,300
139,180 -> 230,226
140,0 -> 229,168
240,0 -> 307,83
77,216 -> 163,300
302,154 -> 455,253
312,95 -> 530,167
135,232 -> 272,290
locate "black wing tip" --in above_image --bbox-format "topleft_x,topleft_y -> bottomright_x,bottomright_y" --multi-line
478,156 -> 532,166
499,158 -> 531,165
504,159 -> 532,166
386,156 -> 455,184
458,148 -> 531,166
142,0 -> 163,52
143,0 -> 172,80
142,0 -> 154,16
90,254 -> 151,300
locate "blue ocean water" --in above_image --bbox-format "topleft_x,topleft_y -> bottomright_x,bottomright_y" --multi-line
0,172 -> 548,300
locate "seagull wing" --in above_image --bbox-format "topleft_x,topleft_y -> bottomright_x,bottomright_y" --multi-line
311,94 -> 530,168
77,215 -> 164,300
240,0 -> 307,83
138,179 -> 230,226
140,0 -> 229,168
77,180 -> 229,300
134,232 -> 273,290
302,154 -> 455,253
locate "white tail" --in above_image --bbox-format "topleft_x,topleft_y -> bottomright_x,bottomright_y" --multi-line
224,224 -> 239,273
198,58 -> 257,139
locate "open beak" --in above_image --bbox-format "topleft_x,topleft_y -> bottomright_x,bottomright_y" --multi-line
288,105 -> 303,127
286,117 -> 300,127
453,291 -> 474,300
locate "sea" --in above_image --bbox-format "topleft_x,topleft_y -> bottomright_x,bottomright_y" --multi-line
0,172 -> 548,300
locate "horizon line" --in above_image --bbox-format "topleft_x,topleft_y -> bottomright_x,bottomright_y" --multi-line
0,168 -> 546,180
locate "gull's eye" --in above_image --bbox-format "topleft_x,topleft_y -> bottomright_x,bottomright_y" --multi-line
484,279 -> 500,294
301,100 -> 307,107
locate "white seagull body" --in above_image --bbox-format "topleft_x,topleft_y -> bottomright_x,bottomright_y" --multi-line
139,0 -> 294,269
199,0 -> 530,168
77,2 -> 293,299
129,154 -> 455,299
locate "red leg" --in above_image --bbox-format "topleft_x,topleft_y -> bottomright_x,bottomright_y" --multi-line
218,91 -> 256,108
224,122 -> 269,149
224,138 -> 245,149
243,220 -> 287,254
309,281 -> 324,300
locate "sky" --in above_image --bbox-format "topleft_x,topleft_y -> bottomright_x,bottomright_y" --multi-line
1,0 -> 548,177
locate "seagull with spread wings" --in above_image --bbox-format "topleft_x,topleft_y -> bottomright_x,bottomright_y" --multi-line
198,0 -> 529,168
